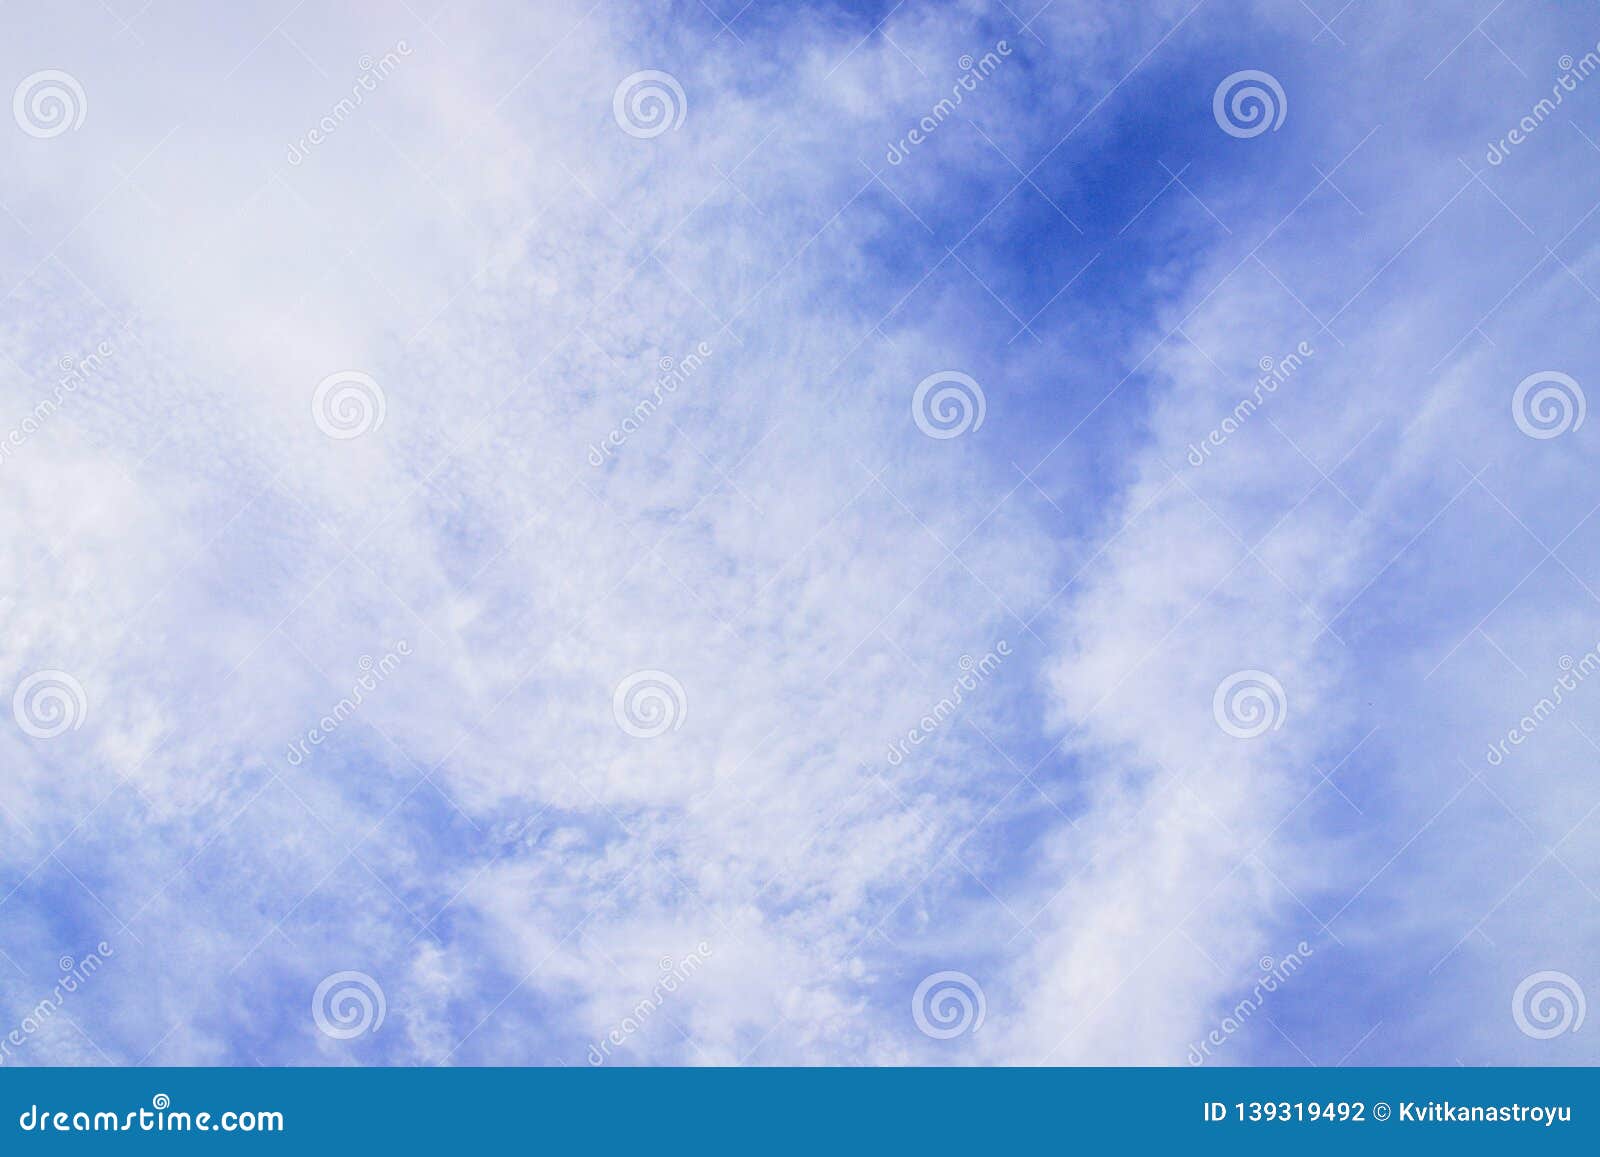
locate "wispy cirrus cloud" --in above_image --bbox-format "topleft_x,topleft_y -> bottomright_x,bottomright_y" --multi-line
1,0 -> 1596,1069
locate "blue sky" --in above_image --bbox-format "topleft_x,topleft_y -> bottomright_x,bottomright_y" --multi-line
1,0 -> 1597,1066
